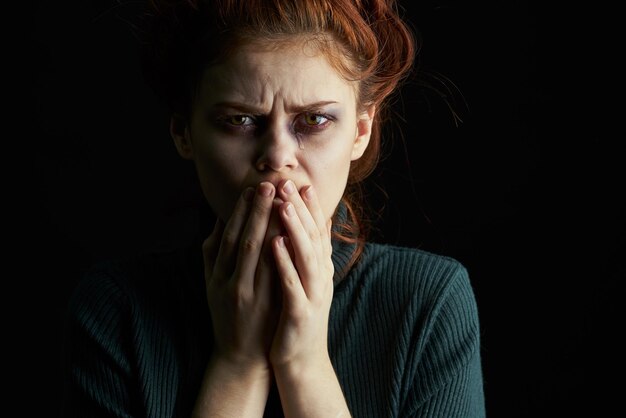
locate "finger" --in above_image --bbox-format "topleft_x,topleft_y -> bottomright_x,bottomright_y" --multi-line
202,218 -> 225,278
264,197 -> 285,249
253,199 -> 284,295
301,184 -> 332,254
254,244 -> 282,325
284,230 -> 296,262
277,180 -> 321,247
214,187 -> 254,277
234,182 -> 275,289
279,200 -> 318,293
272,235 -> 306,308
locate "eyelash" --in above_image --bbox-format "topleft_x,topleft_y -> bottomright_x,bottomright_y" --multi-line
216,112 -> 335,135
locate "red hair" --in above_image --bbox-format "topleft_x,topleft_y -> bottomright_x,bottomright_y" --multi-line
139,0 -> 417,270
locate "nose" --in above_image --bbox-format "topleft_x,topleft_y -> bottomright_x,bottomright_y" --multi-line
254,122 -> 300,173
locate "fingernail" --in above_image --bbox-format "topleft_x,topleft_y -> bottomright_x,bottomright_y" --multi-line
284,202 -> 295,217
283,180 -> 295,195
258,182 -> 274,197
303,185 -> 313,201
277,236 -> 286,248
243,187 -> 255,201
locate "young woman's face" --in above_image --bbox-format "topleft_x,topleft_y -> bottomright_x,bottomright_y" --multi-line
172,41 -> 374,222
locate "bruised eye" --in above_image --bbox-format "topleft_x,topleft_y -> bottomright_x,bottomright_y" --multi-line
214,114 -> 257,132
303,113 -> 329,126
294,112 -> 334,135
228,115 -> 254,126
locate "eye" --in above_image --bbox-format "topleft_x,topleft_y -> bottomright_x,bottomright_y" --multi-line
303,113 -> 329,126
228,115 -> 254,126
214,114 -> 257,133
294,112 -> 334,135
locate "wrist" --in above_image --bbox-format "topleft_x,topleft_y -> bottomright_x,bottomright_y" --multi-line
192,354 -> 272,417
209,353 -> 272,383
272,353 -> 334,382
272,354 -> 351,417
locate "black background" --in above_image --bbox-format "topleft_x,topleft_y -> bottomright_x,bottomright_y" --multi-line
26,0 -> 621,416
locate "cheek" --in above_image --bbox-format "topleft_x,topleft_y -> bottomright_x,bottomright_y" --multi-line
193,141 -> 249,219
306,141 -> 354,220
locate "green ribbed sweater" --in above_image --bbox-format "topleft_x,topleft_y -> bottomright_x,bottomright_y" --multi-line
63,232 -> 485,417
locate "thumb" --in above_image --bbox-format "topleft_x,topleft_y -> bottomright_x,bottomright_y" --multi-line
202,218 -> 224,280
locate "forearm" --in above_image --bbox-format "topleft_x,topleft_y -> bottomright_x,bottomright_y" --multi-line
191,356 -> 272,418
274,357 -> 351,418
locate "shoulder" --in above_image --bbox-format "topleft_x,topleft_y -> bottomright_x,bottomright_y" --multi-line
357,244 -> 483,408
335,241 -> 480,336
362,241 -> 466,274
352,242 -> 474,305
67,239 -> 203,325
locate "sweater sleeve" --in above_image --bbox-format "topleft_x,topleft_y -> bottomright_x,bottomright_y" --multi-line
403,264 -> 486,417
62,267 -> 140,418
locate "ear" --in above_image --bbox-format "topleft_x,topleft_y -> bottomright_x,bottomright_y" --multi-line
170,112 -> 194,160
351,105 -> 376,161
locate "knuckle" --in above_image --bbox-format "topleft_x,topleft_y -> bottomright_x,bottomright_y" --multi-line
301,251 -> 316,267
202,237 -> 211,252
289,305 -> 311,324
307,228 -> 321,243
240,237 -> 259,254
282,274 -> 298,288
226,285 -> 251,308
221,232 -> 238,248
250,198 -> 270,218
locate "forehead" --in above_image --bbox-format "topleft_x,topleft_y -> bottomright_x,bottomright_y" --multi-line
196,41 -> 358,107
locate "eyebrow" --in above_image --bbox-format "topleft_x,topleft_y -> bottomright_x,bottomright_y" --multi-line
212,100 -> 339,114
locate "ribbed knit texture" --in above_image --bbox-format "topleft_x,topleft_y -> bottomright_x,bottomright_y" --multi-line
63,228 -> 485,417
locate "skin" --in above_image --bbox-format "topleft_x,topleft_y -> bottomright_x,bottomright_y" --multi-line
170,38 -> 375,417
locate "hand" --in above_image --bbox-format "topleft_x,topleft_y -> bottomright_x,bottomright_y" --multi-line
202,182 -> 282,372
269,180 -> 335,371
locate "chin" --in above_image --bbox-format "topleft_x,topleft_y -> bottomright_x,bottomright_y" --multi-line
203,196 -> 235,223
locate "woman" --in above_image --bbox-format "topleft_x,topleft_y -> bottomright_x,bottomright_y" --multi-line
63,0 -> 485,416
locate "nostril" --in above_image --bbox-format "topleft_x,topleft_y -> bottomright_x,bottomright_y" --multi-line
255,150 -> 298,172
